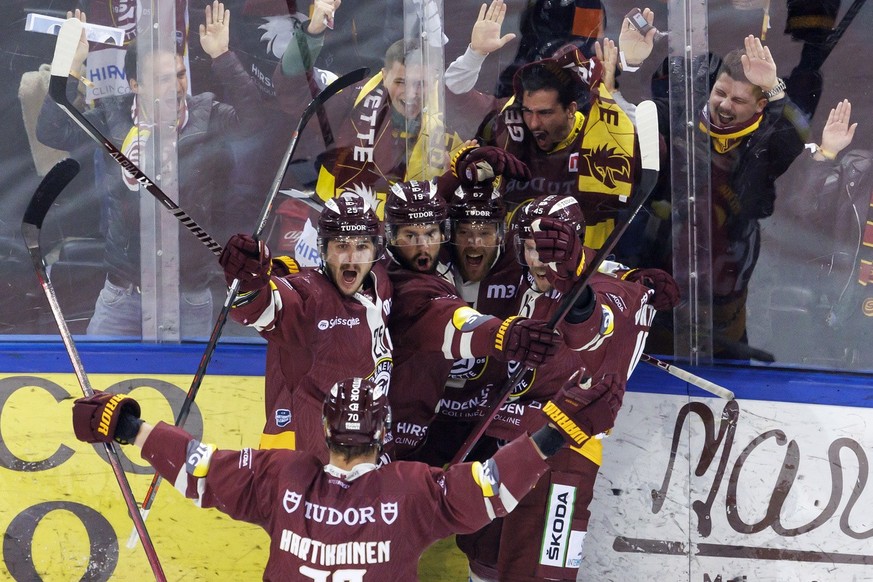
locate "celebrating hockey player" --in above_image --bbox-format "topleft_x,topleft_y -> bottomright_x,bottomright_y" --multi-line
70,378 -> 574,581
456,194 -> 666,581
383,178 -> 563,460
219,192 -> 392,459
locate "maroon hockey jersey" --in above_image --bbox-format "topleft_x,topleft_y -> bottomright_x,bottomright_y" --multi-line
386,259 -> 519,460
482,273 -> 655,455
140,422 -> 550,581
229,264 -> 393,460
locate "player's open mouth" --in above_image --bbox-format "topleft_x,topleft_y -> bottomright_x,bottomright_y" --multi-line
465,253 -> 484,268
415,255 -> 431,269
342,269 -> 358,285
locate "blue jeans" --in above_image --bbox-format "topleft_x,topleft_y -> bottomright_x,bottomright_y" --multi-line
86,278 -> 213,339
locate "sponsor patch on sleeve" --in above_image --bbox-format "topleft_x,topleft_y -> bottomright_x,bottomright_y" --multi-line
185,439 -> 216,478
471,459 -> 501,497
452,306 -> 494,332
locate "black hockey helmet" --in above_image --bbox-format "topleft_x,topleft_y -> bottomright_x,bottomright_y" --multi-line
447,182 -> 506,246
317,192 -> 384,261
323,378 -> 391,448
384,180 -> 448,244
512,194 -> 585,264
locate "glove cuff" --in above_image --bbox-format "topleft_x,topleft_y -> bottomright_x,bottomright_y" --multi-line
493,316 -> 520,353
543,400 -> 590,446
450,144 -> 477,178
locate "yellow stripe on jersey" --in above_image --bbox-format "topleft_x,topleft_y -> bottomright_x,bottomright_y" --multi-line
259,431 -> 296,451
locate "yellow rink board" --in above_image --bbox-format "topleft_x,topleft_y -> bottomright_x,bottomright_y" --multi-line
0,372 -> 468,581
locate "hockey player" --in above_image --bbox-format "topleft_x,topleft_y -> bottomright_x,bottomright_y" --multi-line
456,194 -> 664,581
219,192 -> 392,460
383,178 -> 562,459
70,378 -> 570,581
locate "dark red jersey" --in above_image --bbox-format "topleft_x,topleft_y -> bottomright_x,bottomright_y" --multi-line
141,422 -> 550,581
386,259 -> 520,460
483,273 -> 655,450
229,264 -> 393,460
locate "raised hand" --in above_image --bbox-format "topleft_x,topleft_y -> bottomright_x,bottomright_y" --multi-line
618,7 -> 657,67
820,99 -> 857,158
470,0 -> 516,56
200,1 -> 230,59
308,0 -> 342,35
595,37 -> 619,92
740,35 -> 777,92
65,10 -> 90,73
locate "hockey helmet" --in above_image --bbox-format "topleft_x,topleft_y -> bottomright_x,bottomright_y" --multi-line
512,194 -> 585,264
447,182 -> 506,246
385,180 -> 448,244
323,378 -> 391,448
317,192 -> 384,262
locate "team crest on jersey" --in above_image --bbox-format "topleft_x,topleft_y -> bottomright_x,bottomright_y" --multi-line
380,502 -> 398,525
368,358 -> 393,395
449,356 -> 488,380
581,145 -> 632,189
600,305 -> 615,337
275,409 -> 292,428
506,361 -> 536,399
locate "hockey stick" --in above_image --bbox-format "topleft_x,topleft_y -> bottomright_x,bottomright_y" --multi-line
49,18 -> 222,255
450,100 -> 661,465
21,159 -> 167,582
127,66 -> 369,548
639,354 -> 735,400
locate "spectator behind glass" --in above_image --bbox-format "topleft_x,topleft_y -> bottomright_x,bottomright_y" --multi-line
618,8 -> 808,361
36,4 -> 264,338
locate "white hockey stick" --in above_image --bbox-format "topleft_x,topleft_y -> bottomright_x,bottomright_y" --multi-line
640,354 -> 735,400
21,159 -> 167,581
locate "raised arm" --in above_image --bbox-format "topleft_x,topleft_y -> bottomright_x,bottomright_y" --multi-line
445,0 -> 515,95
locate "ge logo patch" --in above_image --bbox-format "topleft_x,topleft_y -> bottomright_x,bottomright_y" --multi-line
318,320 -> 329,330
864,298 -> 873,317
275,409 -> 292,428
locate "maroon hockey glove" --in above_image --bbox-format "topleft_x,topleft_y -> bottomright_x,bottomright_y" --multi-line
492,316 -> 563,367
455,146 -> 531,186
72,391 -> 143,445
219,234 -> 272,293
623,268 -> 680,310
532,217 -> 585,294
543,372 -> 623,446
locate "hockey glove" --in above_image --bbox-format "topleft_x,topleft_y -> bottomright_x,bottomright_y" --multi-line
492,316 -> 563,367
531,217 -> 585,294
455,146 -> 531,186
219,234 -> 272,293
623,268 -> 680,310
72,391 -> 143,445
543,372 -> 623,446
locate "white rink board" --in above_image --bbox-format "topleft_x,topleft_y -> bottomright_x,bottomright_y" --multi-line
581,393 -> 873,582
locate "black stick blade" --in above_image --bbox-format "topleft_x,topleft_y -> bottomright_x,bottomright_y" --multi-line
22,159 -> 80,230
300,67 -> 369,125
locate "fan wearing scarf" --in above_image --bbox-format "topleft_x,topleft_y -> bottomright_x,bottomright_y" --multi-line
619,9 -> 807,359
